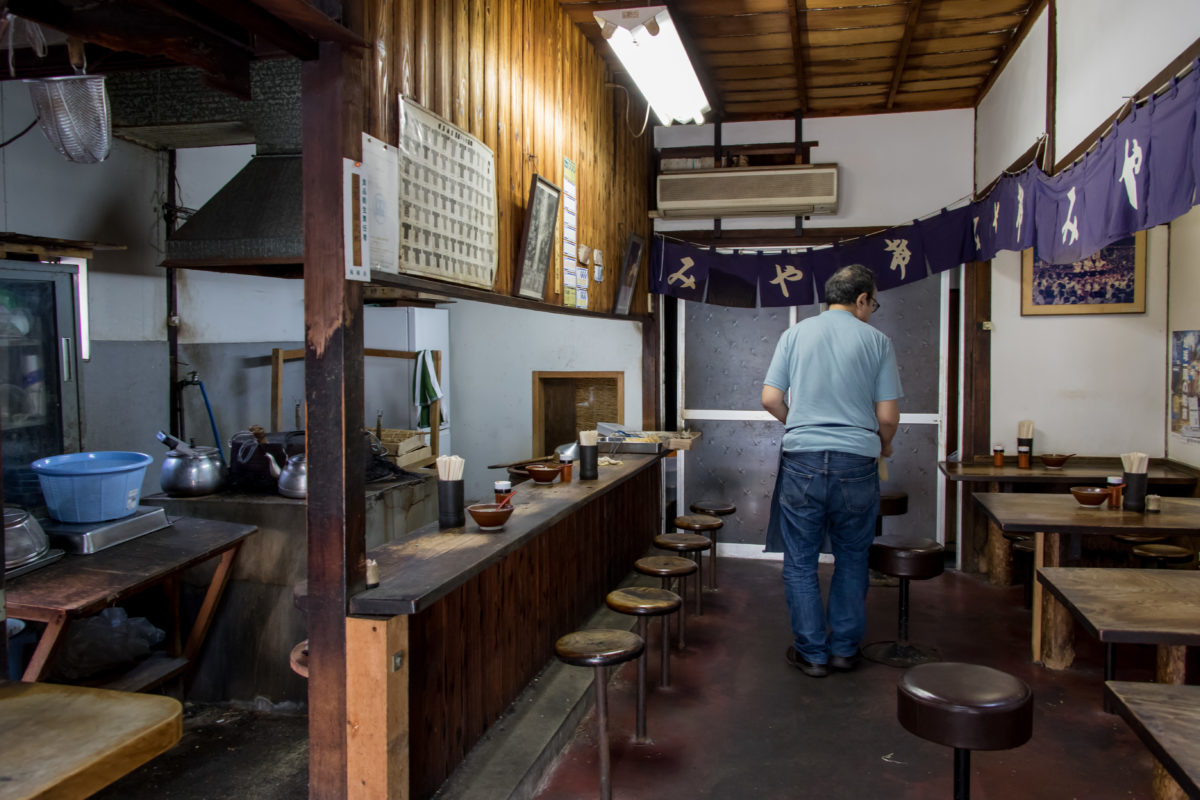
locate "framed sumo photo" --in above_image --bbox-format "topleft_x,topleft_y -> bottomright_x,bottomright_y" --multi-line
511,174 -> 561,301
1021,230 -> 1147,316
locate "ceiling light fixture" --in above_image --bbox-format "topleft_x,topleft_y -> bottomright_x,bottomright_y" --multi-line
593,6 -> 710,126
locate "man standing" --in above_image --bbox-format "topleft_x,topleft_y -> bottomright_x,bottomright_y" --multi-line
761,264 -> 902,677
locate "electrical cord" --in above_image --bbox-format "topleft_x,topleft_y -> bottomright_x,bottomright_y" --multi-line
0,118 -> 37,148
606,83 -> 651,137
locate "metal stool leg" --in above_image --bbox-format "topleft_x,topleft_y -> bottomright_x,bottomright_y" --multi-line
662,576 -> 686,649
693,552 -> 704,616
593,664 -> 612,800
660,614 -> 671,687
635,617 -> 647,743
954,747 -> 971,800
709,529 -> 719,590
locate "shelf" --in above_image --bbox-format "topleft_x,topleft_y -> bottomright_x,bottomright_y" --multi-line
99,654 -> 191,693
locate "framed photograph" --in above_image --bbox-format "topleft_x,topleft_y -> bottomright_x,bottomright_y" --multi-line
1021,230 -> 1146,316
611,233 -> 645,315
512,174 -> 561,301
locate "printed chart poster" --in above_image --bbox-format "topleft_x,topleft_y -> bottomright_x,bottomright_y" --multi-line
1171,330 -> 1200,442
397,97 -> 498,289
563,157 -> 584,308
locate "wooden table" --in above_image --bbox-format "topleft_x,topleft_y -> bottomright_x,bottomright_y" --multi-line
0,680 -> 182,800
973,493 -> 1200,668
5,517 -> 255,691
1105,681 -> 1200,800
941,459 -> 1196,582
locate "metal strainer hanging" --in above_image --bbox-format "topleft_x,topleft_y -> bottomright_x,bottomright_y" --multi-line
23,74 -> 111,163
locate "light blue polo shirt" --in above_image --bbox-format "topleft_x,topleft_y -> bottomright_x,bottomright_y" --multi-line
763,309 -> 903,458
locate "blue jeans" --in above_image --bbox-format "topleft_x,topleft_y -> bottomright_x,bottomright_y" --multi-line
777,450 -> 879,663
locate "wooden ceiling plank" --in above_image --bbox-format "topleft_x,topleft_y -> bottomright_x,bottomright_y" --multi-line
718,76 -> 799,91
803,24 -> 907,48
688,11 -> 792,37
806,41 -> 906,60
916,13 -> 1024,38
887,0 -> 923,108
714,63 -> 797,80
706,47 -> 794,67
906,49 -> 997,68
187,0 -> 319,59
801,6 -> 910,28
810,84 -> 888,99
923,0 -> 1032,23
808,69 -> 893,87
807,56 -> 894,73
696,32 -> 795,52
788,0 -> 808,113
899,75 -> 982,92
724,98 -> 807,114
674,0 -> 789,14
247,0 -> 367,48
724,88 -> 800,102
905,32 -> 1008,55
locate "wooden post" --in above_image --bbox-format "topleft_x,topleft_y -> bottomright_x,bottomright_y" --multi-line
985,481 -> 1011,584
303,31 -> 367,800
1039,531 -> 1075,670
346,615 -> 410,800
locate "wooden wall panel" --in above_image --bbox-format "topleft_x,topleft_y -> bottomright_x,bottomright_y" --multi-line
405,466 -> 660,799
372,0 -> 651,313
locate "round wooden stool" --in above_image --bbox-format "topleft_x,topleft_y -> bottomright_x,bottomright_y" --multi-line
555,629 -> 645,800
864,535 -> 945,667
876,491 -> 909,535
634,555 -> 698,648
898,662 -> 1033,800
675,513 -> 723,590
654,532 -> 712,615
606,587 -> 682,743
1131,543 -> 1195,569
1113,533 -> 1169,545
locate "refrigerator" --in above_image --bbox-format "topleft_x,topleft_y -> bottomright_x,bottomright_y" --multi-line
0,260 -> 82,509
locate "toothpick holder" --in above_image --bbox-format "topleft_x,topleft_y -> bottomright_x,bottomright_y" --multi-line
579,445 -> 599,480
1122,472 -> 1148,512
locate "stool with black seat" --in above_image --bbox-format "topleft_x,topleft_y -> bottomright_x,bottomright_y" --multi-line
605,586 -> 682,743
554,629 -> 645,800
634,555 -> 697,648
897,662 -> 1033,800
1131,543 -> 1195,569
864,535 -> 945,667
689,501 -> 736,589
871,491 -> 909,586
654,532 -> 712,615
674,513 -> 723,591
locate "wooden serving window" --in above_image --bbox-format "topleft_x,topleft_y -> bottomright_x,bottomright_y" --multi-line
532,371 -> 623,457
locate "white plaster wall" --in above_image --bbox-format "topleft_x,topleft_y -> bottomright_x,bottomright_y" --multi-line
989,226 -> 1168,455
1056,0 -> 1200,162
653,111 -> 974,232
448,299 -> 643,502
975,8 -> 1047,187
0,83 -> 165,342
174,145 -> 304,343
1167,205 -> 1200,467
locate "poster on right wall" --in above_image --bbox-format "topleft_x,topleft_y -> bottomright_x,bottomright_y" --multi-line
1169,330 -> 1200,442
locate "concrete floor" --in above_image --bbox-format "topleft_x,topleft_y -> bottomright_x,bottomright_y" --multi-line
96,556 -> 1176,799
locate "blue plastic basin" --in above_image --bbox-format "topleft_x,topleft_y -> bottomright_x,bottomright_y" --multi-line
31,451 -> 153,523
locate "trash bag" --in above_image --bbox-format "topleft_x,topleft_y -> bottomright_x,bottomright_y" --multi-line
51,607 -> 165,681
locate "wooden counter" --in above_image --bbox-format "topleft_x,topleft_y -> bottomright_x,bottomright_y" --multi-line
940,459 -> 1198,486
143,475 -> 434,703
334,455 -> 663,800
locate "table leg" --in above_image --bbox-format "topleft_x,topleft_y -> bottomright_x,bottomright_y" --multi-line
21,611 -> 70,681
1032,532 -> 1044,663
1156,645 -> 1186,685
987,518 -> 1011,586
1152,762 -> 1187,800
183,544 -> 241,661
1040,532 -> 1076,670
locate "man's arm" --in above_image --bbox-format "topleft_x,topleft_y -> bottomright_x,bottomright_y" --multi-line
762,385 -> 788,424
875,399 -> 899,458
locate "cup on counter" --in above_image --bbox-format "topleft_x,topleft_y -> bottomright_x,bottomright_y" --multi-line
438,479 -> 465,529
579,445 -> 599,480
1122,472 -> 1148,512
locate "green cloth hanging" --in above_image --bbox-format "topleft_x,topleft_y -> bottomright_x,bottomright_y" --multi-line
411,349 -> 445,429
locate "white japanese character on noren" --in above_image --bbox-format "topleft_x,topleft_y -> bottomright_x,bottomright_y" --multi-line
769,263 -> 805,299
1121,137 -> 1143,211
668,256 -> 697,290
885,238 -> 910,280
1061,186 -> 1079,246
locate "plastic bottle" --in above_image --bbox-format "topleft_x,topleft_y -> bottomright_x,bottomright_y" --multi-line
22,354 -> 45,418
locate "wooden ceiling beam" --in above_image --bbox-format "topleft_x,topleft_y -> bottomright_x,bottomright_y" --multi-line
187,0 -> 320,59
975,0 -> 1045,105
887,0 -> 924,108
9,0 -> 254,97
248,0 -> 367,49
788,0 -> 808,113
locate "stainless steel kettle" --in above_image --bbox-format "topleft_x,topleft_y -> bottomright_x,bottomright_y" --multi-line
266,452 -> 307,499
157,431 -> 225,496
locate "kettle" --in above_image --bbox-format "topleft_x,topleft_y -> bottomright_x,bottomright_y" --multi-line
157,431 -> 225,497
265,452 -> 307,499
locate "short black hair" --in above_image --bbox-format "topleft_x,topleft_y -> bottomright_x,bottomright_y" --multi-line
824,263 -> 876,306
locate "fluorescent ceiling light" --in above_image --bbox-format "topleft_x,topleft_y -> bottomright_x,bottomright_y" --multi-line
594,6 -> 710,126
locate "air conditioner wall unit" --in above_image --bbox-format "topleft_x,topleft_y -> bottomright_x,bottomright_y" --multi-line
656,164 -> 838,218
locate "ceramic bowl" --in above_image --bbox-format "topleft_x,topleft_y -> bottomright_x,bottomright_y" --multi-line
1040,453 -> 1075,469
525,464 -> 563,484
1070,486 -> 1109,507
467,503 -> 514,531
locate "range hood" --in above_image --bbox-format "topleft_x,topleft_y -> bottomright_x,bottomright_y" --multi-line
162,153 -> 302,273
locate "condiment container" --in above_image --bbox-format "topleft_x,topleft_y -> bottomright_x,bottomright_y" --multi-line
992,444 -> 1005,467
494,480 -> 512,505
1017,445 -> 1030,469
1145,494 -> 1162,513
559,455 -> 572,482
1106,476 -> 1124,510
